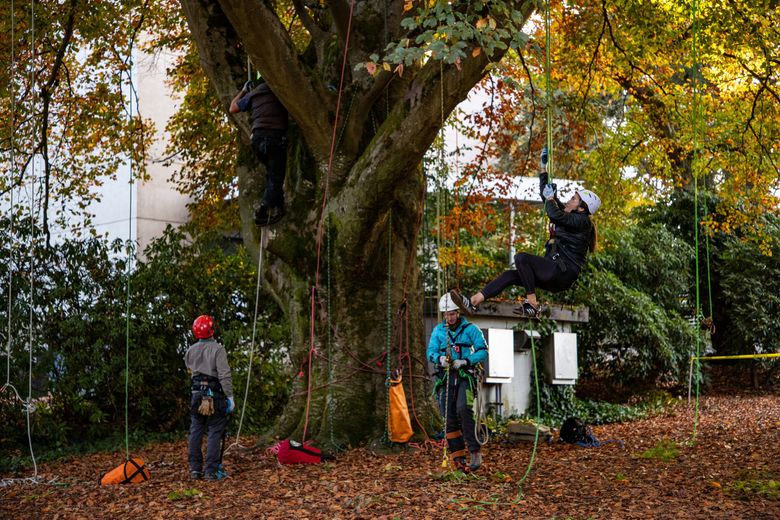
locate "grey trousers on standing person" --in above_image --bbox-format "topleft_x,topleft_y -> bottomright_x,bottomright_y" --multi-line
188,393 -> 227,475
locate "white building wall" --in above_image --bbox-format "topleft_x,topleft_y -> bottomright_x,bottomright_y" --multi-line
134,46 -> 190,257
76,44 -> 189,257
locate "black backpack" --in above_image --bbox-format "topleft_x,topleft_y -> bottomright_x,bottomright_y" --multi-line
559,417 -> 592,444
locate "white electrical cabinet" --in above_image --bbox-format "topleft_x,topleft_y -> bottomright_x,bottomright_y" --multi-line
483,328 -> 514,383
544,332 -> 578,385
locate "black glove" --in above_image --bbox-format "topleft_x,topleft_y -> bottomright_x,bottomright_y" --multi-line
243,80 -> 253,92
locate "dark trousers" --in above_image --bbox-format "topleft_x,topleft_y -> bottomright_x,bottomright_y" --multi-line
481,252 -> 579,299
251,129 -> 287,208
437,373 -> 480,456
188,393 -> 227,475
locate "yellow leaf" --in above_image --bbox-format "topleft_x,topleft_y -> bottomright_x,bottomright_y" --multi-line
403,0 -> 413,12
472,47 -> 482,57
476,18 -> 487,29
382,62 -> 391,72
489,16 -> 496,30
710,481 -> 722,488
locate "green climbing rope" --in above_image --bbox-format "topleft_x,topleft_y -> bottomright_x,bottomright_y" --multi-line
124,44 -> 134,461
517,0 -> 555,493
516,322 -> 542,497
544,0 -> 554,179
383,212 -> 393,444
690,0 -> 702,443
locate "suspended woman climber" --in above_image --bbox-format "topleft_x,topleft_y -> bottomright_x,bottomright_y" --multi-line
427,293 -> 488,473
451,147 -> 601,318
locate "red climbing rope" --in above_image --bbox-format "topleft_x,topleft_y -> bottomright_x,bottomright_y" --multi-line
302,0 -> 357,443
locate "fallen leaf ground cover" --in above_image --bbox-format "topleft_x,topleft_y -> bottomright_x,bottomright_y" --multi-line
1,390 -> 778,519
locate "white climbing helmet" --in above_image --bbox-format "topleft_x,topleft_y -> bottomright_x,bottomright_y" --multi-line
577,189 -> 601,215
438,293 -> 459,312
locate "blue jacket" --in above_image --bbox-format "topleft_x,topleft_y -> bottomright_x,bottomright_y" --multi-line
426,317 -> 488,368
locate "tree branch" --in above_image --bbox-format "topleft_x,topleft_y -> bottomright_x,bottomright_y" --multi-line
179,0 -> 253,138
40,0 -> 79,248
216,0 -> 333,158
335,52 -> 493,257
291,0 -> 325,42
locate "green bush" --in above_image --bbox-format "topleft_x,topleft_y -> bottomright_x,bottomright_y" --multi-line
568,223 -> 698,387
0,223 -> 290,469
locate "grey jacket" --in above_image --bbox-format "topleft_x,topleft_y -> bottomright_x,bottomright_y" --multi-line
185,339 -> 234,398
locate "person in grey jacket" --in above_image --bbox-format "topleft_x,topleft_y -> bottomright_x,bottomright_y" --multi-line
451,147 -> 600,318
186,315 -> 234,481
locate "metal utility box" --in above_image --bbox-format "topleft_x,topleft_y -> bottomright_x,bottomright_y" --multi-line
514,328 -> 541,351
544,332 -> 578,385
482,328 -> 514,383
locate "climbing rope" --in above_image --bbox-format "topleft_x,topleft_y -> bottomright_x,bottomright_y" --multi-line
3,0 -> 20,400
690,0 -> 702,443
382,213 -> 393,444
473,375 -> 489,446
515,322 -> 542,498
325,215 -> 339,450
227,228 -> 268,452
544,1 -> 554,178
25,0 -> 39,480
301,0 -> 356,443
515,0 -> 556,492
122,18 -> 137,460
440,359 -> 451,469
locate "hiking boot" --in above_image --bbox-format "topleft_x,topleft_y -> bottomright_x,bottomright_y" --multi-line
469,451 -> 482,472
203,469 -> 227,481
453,456 -> 470,473
190,471 -> 203,481
449,289 -> 476,315
254,204 -> 285,227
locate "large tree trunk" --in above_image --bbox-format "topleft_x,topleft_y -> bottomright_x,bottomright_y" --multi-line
180,0 -> 535,446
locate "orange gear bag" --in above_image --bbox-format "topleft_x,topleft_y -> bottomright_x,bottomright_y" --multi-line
388,374 -> 413,443
100,457 -> 151,485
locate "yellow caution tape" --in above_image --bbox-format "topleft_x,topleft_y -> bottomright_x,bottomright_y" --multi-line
691,353 -> 780,361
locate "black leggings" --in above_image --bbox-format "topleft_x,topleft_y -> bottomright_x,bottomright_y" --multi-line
481,252 -> 579,299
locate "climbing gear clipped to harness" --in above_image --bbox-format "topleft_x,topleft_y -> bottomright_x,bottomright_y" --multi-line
198,396 -> 214,416
100,457 -> 151,485
388,371 -> 413,443
192,374 -> 224,417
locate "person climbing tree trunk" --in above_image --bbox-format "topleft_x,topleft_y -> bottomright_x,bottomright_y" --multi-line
179,0 -> 536,446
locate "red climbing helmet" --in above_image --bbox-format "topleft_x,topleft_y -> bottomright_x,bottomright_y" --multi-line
192,315 -> 215,339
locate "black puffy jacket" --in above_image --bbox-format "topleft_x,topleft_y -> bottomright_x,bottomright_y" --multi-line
539,172 -> 594,270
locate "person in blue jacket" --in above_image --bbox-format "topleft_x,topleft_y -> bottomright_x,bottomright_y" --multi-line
427,293 -> 488,472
